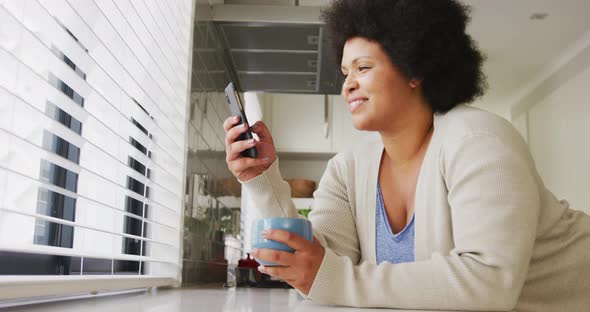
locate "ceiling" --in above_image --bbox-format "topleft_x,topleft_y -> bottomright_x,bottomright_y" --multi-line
464,0 -> 590,115
194,0 -> 590,116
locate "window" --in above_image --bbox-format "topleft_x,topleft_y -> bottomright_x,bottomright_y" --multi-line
80,258 -> 142,275
131,118 -> 149,136
132,98 -> 150,118
122,216 -> 147,256
0,0 -> 191,295
34,189 -> 77,248
0,252 -> 80,275
123,197 -> 149,257
123,237 -> 146,257
46,101 -> 83,135
128,156 -> 148,177
42,131 -> 81,164
59,23 -> 88,53
129,137 -> 151,158
113,260 -> 143,275
80,258 -> 111,275
48,73 -> 85,107
123,216 -> 143,236
126,176 -> 149,198
50,45 -> 86,80
34,220 -> 74,248
39,160 -> 79,193
125,196 -> 148,218
36,188 -> 76,221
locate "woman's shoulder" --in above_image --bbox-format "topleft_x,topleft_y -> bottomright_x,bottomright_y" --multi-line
435,104 -> 526,145
434,104 -> 532,162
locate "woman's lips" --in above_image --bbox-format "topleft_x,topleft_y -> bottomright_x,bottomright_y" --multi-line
348,99 -> 366,113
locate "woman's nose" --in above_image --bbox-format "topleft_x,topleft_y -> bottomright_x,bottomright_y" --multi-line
342,75 -> 358,95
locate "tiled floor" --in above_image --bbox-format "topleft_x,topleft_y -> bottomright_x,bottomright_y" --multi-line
1,285 -> 454,312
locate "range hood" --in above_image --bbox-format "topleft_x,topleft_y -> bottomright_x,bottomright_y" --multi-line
191,3 -> 343,94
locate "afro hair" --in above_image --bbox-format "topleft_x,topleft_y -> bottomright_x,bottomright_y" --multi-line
321,0 -> 488,113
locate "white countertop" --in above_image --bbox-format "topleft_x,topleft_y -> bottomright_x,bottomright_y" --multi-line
2,285 -> 460,312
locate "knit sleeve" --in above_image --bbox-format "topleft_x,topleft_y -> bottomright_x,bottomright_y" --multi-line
240,158 -> 300,219
307,133 -> 540,311
308,154 -> 361,264
241,155 -> 361,264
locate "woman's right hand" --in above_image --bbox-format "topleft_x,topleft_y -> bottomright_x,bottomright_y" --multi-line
223,116 -> 277,181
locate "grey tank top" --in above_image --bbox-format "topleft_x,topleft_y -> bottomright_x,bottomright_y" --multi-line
375,183 -> 415,264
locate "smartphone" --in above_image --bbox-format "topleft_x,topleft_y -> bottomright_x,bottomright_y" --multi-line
225,82 -> 258,158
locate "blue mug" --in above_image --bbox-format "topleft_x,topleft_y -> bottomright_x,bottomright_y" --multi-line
251,217 -> 313,266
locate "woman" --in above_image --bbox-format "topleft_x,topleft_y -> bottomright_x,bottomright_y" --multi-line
223,0 -> 590,310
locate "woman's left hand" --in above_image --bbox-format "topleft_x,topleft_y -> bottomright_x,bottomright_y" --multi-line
252,229 -> 325,295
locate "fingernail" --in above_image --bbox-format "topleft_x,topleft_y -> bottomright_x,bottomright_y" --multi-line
234,116 -> 239,121
262,229 -> 269,237
242,124 -> 247,129
248,139 -> 255,145
251,249 -> 258,256
258,265 -> 265,273
262,157 -> 270,162
250,123 -> 258,129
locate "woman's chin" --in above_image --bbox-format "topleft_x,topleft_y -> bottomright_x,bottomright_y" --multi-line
351,116 -> 375,131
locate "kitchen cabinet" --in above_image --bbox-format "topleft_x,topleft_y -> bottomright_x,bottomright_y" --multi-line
261,93 -> 377,154
263,93 -> 332,153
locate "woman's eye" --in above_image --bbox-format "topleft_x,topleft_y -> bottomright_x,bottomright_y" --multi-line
358,66 -> 370,72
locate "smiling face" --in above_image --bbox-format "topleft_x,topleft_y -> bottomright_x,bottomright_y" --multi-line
341,37 -> 420,132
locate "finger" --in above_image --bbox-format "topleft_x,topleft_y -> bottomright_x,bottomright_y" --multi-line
259,265 -> 298,281
225,123 -> 249,148
228,156 -> 271,173
263,229 -> 310,252
313,236 -> 321,246
223,116 -> 240,132
227,139 -> 257,161
253,141 -> 277,154
252,248 -> 295,267
249,121 -> 272,141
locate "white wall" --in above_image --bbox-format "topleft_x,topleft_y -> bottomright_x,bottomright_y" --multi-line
512,37 -> 590,215
525,65 -> 590,214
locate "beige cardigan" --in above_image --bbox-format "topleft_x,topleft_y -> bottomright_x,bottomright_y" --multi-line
243,105 -> 590,311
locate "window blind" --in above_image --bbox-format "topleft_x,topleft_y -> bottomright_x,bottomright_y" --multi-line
0,0 -> 195,301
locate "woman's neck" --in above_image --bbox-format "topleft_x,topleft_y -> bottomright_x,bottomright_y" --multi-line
379,105 -> 434,169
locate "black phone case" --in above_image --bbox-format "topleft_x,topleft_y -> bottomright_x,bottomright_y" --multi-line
225,82 -> 258,158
